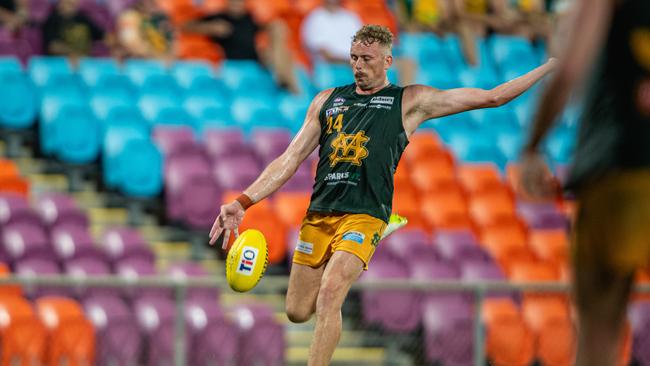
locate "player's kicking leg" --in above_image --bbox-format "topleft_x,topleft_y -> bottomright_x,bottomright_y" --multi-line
308,251 -> 364,366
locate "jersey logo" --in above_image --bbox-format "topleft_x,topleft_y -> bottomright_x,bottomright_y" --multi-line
329,131 -> 370,167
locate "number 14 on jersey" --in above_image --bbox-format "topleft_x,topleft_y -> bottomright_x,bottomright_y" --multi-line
327,114 -> 343,134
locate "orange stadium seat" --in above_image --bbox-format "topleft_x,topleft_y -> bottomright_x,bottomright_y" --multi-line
480,222 -> 533,272
402,132 -> 442,165
409,151 -> 456,193
393,161 -> 412,189
177,34 -> 224,64
0,176 -> 29,199
457,163 -> 504,195
469,188 -> 516,228
421,187 -> 473,231
523,298 -> 576,366
392,186 -> 429,231
222,192 -> 288,264
528,228 -> 570,266
0,296 -> 47,366
634,269 -> 650,301
0,159 -> 19,180
36,297 -> 96,366
274,192 -> 311,227
0,263 -> 22,298
483,298 -> 535,366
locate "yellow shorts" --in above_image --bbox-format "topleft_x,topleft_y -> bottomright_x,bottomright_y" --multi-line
292,213 -> 387,270
574,171 -> 650,273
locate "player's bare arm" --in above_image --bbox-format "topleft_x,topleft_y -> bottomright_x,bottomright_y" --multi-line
401,58 -> 558,136
208,88 -> 333,247
520,0 -> 613,199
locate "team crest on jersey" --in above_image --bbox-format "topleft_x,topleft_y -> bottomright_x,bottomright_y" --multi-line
329,131 -> 370,167
333,97 -> 346,107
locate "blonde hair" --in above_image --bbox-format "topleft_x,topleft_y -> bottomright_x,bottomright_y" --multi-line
352,25 -> 393,50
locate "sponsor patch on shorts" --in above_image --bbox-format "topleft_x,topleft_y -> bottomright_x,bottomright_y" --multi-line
296,240 -> 314,255
342,231 -> 365,244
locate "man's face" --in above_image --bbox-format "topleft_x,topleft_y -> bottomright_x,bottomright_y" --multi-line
58,0 -> 80,16
350,41 -> 392,91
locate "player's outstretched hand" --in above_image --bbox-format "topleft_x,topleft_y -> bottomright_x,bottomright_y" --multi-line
519,150 -> 560,201
209,201 -> 245,249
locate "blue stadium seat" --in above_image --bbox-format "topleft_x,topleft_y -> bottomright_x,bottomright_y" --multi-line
219,60 -> 276,93
0,56 -> 22,74
546,125 -> 576,164
103,121 -> 149,188
278,94 -> 310,132
243,110 -> 290,134
416,62 -> 461,90
442,34 -> 468,71
489,35 -> 538,73
458,67 -> 500,89
103,106 -> 148,136
495,128 -> 525,162
0,72 -> 36,128
183,75 -> 229,100
28,56 -> 71,87
93,74 -> 136,101
123,59 -> 166,87
171,61 -> 215,89
388,67 -> 399,85
78,58 -> 120,87
90,94 -> 135,121
313,62 -> 354,90
467,107 -> 520,132
434,113 -> 477,143
40,73 -> 86,101
398,32 -> 444,63
231,94 -> 277,126
193,107 -> 237,134
50,105 -> 100,163
117,139 -> 163,197
139,74 -> 181,99
138,94 -> 176,122
184,96 -> 228,119
294,66 -> 316,97
447,130 -> 507,168
152,106 -> 194,127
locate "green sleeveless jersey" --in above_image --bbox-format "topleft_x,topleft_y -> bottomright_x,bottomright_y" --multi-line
308,83 -> 408,223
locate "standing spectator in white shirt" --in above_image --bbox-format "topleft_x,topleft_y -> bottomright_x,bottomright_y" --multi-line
301,0 -> 362,63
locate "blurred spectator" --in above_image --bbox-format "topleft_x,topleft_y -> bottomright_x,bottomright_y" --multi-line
118,0 -> 174,60
0,0 -> 28,33
182,0 -> 298,93
42,0 -> 115,58
301,0 -> 362,63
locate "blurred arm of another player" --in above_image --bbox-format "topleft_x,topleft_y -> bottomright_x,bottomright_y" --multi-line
208,89 -> 333,248
520,0 -> 614,201
402,56 -> 558,138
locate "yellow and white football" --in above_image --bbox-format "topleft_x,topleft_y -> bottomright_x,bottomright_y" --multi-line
226,229 -> 269,292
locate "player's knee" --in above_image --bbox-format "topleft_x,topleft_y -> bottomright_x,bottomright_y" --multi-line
286,303 -> 313,323
315,284 -> 341,316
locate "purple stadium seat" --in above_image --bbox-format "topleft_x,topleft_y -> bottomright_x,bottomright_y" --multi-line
135,296 -> 189,366
203,128 -> 249,160
65,257 -> 114,299
165,150 -> 222,229
233,303 -> 285,366
36,193 -> 89,229
629,301 -> 650,366
517,202 -> 568,230
51,225 -> 105,263
435,229 -> 492,263
100,227 -> 155,267
0,193 -> 42,228
0,36 -> 32,63
20,27 -> 43,55
153,125 -> 196,157
361,257 -> 420,332
79,0 -> 114,32
423,295 -> 474,366
116,258 -> 171,301
1,221 -> 54,263
285,227 -> 299,266
251,129 -> 292,165
84,295 -> 142,366
212,155 -> 261,191
380,229 -> 438,263
461,260 -> 513,301
167,262 -> 219,301
14,258 -> 68,299
27,0 -> 52,23
186,298 -> 238,365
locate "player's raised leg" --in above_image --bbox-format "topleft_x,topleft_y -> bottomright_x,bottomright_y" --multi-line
286,262 -> 325,323
308,251 -> 364,366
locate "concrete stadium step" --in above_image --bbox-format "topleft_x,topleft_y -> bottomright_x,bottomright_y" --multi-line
28,173 -> 68,193
286,346 -> 386,366
88,207 -> 129,226
288,330 -> 369,347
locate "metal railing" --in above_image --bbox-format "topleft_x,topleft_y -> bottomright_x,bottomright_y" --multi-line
1,275 -> 649,366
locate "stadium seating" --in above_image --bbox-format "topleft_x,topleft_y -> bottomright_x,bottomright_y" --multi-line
0,296 -> 47,365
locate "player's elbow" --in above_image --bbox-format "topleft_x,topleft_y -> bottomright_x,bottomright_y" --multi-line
482,92 -> 503,108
